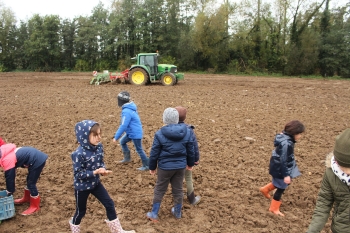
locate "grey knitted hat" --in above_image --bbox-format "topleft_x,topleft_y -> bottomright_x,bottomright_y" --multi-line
163,108 -> 179,125
117,91 -> 130,107
334,128 -> 350,168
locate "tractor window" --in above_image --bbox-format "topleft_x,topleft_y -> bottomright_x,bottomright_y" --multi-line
139,55 -> 157,76
140,56 -> 145,65
140,56 -> 154,66
144,56 -> 154,66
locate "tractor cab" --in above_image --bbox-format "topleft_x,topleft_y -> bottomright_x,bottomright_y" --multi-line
138,54 -> 158,76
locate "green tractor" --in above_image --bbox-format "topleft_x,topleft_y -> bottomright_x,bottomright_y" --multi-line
128,53 -> 184,86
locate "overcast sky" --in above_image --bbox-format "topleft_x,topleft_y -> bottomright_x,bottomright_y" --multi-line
1,0 -> 112,21
1,0 -> 349,22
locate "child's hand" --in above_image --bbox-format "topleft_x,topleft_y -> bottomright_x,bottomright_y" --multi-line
150,170 -> 156,175
194,161 -> 199,165
186,166 -> 193,171
112,138 -> 117,143
101,170 -> 113,176
93,168 -> 111,175
284,176 -> 291,184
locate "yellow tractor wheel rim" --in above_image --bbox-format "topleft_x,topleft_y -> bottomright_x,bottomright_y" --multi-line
132,71 -> 145,84
163,75 -> 173,85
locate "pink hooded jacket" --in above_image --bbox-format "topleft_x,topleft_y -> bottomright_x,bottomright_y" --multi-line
0,144 -> 17,171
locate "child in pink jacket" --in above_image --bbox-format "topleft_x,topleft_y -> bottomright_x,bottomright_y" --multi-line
0,137 -> 48,215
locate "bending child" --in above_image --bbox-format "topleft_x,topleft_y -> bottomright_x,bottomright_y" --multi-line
113,91 -> 149,171
259,120 -> 305,216
69,120 -> 135,233
147,108 -> 195,222
307,128 -> 350,232
0,137 -> 48,215
175,106 -> 201,205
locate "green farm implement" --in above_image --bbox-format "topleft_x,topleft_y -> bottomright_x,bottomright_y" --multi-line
90,70 -> 129,85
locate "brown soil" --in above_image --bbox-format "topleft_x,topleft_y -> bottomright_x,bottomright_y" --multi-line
0,72 -> 349,233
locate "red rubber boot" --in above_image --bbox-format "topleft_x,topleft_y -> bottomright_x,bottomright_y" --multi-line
14,188 -> 30,204
21,195 -> 40,215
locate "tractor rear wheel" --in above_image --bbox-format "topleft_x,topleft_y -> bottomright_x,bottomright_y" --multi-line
161,73 -> 176,86
129,68 -> 148,85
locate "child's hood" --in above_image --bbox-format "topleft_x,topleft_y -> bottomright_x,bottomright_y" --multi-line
0,143 -> 17,170
0,143 -> 16,158
160,124 -> 188,141
122,101 -> 137,111
75,120 -> 97,149
273,132 -> 293,147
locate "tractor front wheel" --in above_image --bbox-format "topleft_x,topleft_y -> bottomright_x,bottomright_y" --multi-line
129,68 -> 148,85
161,73 -> 176,86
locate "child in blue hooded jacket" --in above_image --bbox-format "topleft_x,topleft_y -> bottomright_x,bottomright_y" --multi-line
69,120 -> 135,233
146,108 -> 195,222
112,91 -> 149,171
259,120 -> 305,217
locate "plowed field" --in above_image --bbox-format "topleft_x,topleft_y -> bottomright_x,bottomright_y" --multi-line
0,72 -> 349,233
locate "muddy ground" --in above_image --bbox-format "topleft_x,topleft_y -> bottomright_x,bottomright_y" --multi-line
0,72 -> 349,233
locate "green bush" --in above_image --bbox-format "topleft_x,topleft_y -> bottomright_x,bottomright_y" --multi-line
117,57 -> 132,71
96,60 -> 110,71
158,55 -> 176,65
74,60 -> 89,71
0,64 -> 5,72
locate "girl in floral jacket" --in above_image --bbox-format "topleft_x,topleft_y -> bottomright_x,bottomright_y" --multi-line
69,120 -> 135,233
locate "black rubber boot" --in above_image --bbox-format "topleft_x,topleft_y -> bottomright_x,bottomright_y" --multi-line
137,158 -> 149,171
187,191 -> 201,206
119,151 -> 131,163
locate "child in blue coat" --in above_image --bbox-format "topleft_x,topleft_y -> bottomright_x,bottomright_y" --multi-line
146,108 -> 195,222
260,120 -> 305,216
112,91 -> 149,171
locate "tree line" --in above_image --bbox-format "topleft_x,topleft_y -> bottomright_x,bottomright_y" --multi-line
0,0 -> 349,78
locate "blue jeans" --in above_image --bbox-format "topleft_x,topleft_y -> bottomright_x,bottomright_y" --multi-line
27,161 -> 46,196
119,134 -> 148,161
72,182 -> 116,225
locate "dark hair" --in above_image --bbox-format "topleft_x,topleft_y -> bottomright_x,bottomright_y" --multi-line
90,123 -> 101,136
284,120 -> 305,136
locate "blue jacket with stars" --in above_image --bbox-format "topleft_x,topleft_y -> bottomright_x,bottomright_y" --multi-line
71,120 -> 106,191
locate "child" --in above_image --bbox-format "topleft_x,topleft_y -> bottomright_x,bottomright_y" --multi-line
69,120 -> 135,233
112,91 -> 149,171
146,108 -> 195,222
175,106 -> 201,205
307,128 -> 350,232
0,137 -> 48,215
259,120 -> 305,216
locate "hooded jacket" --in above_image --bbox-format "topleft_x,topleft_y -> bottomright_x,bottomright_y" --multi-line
114,102 -> 143,140
179,121 -> 200,163
0,144 -> 48,193
269,132 -> 297,179
72,120 -> 106,191
149,123 -> 195,171
307,153 -> 350,233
